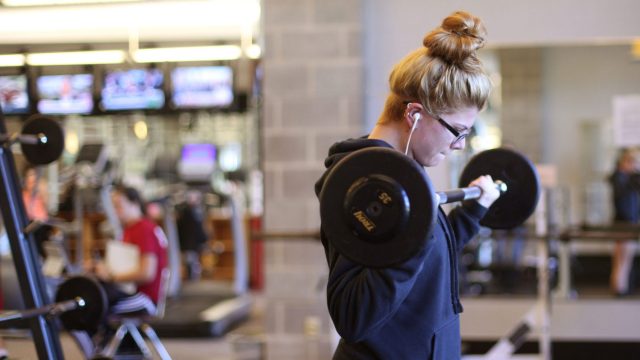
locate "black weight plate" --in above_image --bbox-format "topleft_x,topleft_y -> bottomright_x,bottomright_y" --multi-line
55,276 -> 108,331
343,173 -> 410,243
21,115 -> 65,165
458,148 -> 540,229
320,147 -> 437,267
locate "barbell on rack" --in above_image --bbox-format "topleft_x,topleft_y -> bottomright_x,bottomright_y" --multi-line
319,147 -> 541,267
0,276 -> 108,332
0,115 -> 65,165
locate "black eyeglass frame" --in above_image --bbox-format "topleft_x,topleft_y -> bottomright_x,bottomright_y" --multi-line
436,117 -> 469,146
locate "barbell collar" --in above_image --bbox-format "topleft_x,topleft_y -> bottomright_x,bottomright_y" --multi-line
49,297 -> 84,317
436,180 -> 508,204
22,133 -> 47,145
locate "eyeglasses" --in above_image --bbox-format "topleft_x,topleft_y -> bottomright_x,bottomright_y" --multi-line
436,117 -> 469,146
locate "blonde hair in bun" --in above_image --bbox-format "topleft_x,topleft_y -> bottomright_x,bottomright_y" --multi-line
380,10 -> 491,123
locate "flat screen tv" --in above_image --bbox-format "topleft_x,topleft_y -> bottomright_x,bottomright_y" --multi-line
178,143 -> 217,182
0,75 -> 29,115
171,66 -> 233,109
101,68 -> 164,111
36,74 -> 94,115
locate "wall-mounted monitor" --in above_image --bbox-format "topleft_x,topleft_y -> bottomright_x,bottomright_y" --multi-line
171,66 -> 233,109
101,68 -> 164,111
36,74 -> 94,115
0,74 -> 29,115
178,143 -> 217,183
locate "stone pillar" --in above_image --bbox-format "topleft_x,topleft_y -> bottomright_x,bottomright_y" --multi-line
261,0 -> 363,358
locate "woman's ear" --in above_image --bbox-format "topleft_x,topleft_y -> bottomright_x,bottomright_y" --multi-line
405,102 -> 424,128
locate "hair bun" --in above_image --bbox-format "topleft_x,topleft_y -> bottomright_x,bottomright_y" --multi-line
423,11 -> 487,64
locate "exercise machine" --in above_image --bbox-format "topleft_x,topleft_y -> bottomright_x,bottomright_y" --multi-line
145,145 -> 252,337
57,142 -> 121,268
0,110 -> 70,359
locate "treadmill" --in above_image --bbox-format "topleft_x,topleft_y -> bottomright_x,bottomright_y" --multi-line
147,145 -> 252,337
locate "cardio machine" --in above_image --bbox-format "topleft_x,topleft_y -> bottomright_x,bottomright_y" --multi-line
146,144 -> 252,337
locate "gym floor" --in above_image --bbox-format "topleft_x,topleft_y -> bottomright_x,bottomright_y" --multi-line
1,284 -> 639,359
3,334 -> 236,360
0,293 -> 266,360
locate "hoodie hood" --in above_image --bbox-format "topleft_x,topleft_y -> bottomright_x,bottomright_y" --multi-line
314,137 -> 393,197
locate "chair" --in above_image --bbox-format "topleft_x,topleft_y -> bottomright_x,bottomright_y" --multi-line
99,268 -> 172,359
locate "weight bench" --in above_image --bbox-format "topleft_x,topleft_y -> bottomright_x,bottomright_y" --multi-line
98,269 -> 172,360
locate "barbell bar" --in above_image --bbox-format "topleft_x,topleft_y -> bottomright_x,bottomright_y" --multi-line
319,147 -> 541,267
436,180 -> 507,204
0,297 -> 84,324
0,276 -> 108,333
0,115 -> 65,165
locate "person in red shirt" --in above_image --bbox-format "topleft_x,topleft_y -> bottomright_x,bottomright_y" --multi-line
76,185 -> 168,355
84,185 -> 168,323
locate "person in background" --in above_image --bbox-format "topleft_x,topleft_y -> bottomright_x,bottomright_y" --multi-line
22,165 -> 53,258
83,184 -> 168,350
22,165 -> 48,223
177,190 -> 208,280
609,148 -> 640,296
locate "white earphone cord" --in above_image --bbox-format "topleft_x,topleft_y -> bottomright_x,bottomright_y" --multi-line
404,116 -> 420,155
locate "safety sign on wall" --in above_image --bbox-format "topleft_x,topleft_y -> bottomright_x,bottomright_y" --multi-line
613,94 -> 640,147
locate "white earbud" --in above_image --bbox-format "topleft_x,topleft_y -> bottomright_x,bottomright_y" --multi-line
405,113 -> 421,155
410,113 -> 421,132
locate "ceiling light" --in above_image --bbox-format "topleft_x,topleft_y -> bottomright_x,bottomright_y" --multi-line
0,54 -> 25,67
245,45 -> 261,59
1,0 -> 139,6
133,120 -> 148,140
65,131 -> 79,155
26,50 -> 126,66
133,45 -> 242,63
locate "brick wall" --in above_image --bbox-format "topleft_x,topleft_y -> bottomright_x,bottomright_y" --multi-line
261,0 -> 363,358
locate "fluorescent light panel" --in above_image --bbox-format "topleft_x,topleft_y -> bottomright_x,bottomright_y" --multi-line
0,54 -> 25,67
1,0 -> 138,6
2,45 -> 258,67
26,50 -> 125,66
133,45 -> 243,63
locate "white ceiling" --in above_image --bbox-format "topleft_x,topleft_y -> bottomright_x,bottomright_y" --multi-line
0,0 -> 260,45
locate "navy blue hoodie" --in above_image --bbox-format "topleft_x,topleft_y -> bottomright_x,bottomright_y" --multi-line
315,138 -> 487,360
610,170 -> 640,223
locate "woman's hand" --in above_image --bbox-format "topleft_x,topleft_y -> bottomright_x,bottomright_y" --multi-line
468,175 -> 500,209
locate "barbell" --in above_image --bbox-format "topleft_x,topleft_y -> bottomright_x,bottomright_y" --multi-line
0,115 -> 65,165
0,275 -> 108,332
319,147 -> 541,267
